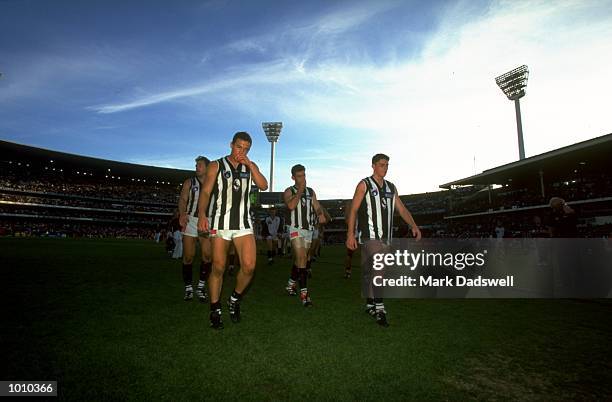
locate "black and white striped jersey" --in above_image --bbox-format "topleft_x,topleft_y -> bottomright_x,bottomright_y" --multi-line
186,176 -> 202,218
311,207 -> 319,228
357,176 -> 396,244
286,186 -> 316,230
209,157 -> 253,230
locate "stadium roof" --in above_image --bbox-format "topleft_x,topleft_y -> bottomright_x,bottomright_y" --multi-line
0,139 -> 192,183
439,133 -> 612,189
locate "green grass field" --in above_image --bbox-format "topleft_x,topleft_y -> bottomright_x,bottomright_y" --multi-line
2,237 -> 611,401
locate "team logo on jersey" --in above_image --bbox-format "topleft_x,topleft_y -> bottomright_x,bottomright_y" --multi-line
372,189 -> 379,197
381,198 -> 388,208
224,171 -> 231,179
385,192 -> 394,198
240,172 -> 250,179
232,178 -> 241,191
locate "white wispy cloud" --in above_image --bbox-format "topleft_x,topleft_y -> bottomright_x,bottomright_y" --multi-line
225,38 -> 268,54
126,155 -> 194,169
87,60 -> 304,114
272,0 -> 612,197
84,0 -> 612,198
88,1 -> 401,114
310,0 -> 400,35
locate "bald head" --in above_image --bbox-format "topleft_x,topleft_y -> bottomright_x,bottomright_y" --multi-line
549,197 -> 565,211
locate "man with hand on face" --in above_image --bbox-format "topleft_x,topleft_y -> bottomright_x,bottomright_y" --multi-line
197,132 -> 268,329
283,164 -> 326,307
346,153 -> 421,327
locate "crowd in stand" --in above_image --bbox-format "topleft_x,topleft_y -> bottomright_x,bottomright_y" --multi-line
450,175 -> 612,216
436,216 -> 612,239
1,179 -> 178,204
1,166 -> 179,204
402,192 -> 450,215
0,220 -> 156,239
2,159 -> 610,241
1,205 -> 169,223
0,162 -> 179,239
0,194 -> 174,213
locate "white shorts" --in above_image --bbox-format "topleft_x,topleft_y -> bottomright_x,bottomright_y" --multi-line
210,228 -> 254,241
182,215 -> 209,238
287,226 -> 314,243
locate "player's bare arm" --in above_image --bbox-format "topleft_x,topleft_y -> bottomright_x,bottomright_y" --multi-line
346,181 -> 366,250
197,161 -> 219,232
283,187 -> 298,210
178,178 -> 191,229
394,193 -> 422,241
323,207 -> 332,224
311,191 -> 327,224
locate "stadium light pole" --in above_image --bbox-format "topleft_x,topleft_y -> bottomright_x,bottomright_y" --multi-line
495,65 -> 529,160
262,122 -> 282,192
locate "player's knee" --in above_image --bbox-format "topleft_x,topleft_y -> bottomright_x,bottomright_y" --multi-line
182,256 -> 194,264
241,258 -> 256,273
212,258 -> 226,271
210,266 -> 224,277
241,265 -> 255,276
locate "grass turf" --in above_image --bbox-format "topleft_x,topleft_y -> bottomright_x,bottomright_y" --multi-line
1,237 -> 611,401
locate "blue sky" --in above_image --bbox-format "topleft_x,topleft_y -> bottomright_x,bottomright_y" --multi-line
1,0 -> 612,198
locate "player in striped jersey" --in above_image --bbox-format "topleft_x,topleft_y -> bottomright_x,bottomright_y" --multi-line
346,153 -> 421,327
197,132 -> 268,329
178,156 -> 212,302
283,164 -> 327,306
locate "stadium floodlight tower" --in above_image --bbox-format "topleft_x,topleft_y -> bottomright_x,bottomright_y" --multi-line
262,122 -> 283,192
495,65 -> 529,160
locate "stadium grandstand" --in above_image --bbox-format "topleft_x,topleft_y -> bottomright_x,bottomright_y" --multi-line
0,140 -> 190,238
2,133 -> 611,241
318,133 -> 612,241
438,132 -> 612,238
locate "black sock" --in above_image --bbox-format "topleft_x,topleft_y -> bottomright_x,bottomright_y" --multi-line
182,263 -> 192,286
267,250 -> 272,259
210,301 -> 221,311
230,290 -> 242,303
203,261 -> 212,281
298,268 -> 308,291
290,264 -> 298,281
366,298 -> 374,305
